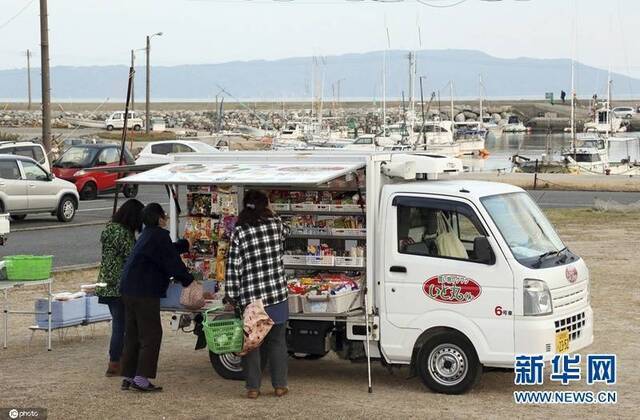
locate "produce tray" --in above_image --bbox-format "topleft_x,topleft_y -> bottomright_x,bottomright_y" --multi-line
302,289 -> 362,314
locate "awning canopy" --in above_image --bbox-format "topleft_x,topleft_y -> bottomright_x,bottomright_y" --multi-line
117,152 -> 368,186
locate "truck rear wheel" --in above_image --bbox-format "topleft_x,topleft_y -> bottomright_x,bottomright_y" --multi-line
416,331 -> 481,394
209,351 -> 244,381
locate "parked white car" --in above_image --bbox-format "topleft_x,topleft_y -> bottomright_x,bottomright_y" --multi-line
0,154 -> 79,222
611,107 -> 636,119
105,111 -> 144,131
135,140 -> 220,165
0,141 -> 50,171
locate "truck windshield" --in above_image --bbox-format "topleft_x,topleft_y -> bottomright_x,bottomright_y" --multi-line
481,192 -> 565,264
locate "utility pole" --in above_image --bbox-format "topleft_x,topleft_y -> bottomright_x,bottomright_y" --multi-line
130,49 -> 135,110
39,0 -> 52,152
26,49 -> 32,111
145,35 -> 150,134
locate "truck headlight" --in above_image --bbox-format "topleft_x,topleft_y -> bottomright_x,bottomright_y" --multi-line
523,279 -> 553,316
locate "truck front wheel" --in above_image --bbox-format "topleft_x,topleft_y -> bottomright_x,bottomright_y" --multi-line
416,331 -> 481,394
209,351 -> 244,381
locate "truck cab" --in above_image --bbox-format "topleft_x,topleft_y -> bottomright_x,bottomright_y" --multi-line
377,180 -> 591,393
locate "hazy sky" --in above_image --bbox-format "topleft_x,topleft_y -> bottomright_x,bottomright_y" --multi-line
1,0 -> 638,77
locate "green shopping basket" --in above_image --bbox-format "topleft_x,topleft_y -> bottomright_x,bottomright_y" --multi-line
202,307 -> 244,354
4,255 -> 53,281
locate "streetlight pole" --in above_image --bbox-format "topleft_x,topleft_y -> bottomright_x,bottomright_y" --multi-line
145,32 -> 162,134
39,0 -> 52,152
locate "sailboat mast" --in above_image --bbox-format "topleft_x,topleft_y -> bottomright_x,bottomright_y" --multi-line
382,51 -> 386,137
479,74 -> 484,125
450,81 -> 455,122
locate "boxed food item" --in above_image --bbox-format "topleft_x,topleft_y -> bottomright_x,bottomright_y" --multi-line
35,297 -> 86,328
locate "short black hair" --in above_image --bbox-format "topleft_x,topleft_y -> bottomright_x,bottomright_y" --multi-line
142,202 -> 166,227
112,199 -> 144,233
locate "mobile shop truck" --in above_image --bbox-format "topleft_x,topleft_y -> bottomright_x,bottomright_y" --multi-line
117,151 -> 593,394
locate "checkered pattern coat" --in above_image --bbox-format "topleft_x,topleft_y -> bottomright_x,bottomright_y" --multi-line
225,217 -> 289,307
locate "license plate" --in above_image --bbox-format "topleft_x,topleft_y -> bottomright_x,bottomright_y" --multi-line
555,330 -> 570,353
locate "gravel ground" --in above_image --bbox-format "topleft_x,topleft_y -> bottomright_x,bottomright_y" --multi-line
0,209 -> 637,419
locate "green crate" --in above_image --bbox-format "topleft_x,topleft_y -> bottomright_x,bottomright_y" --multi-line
4,255 -> 53,281
203,310 -> 244,354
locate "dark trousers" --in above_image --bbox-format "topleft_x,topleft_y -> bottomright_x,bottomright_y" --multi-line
243,323 -> 288,390
120,295 -> 162,379
106,299 -> 125,362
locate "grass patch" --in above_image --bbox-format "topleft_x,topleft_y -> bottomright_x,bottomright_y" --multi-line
94,131 -> 177,142
544,208 -> 640,226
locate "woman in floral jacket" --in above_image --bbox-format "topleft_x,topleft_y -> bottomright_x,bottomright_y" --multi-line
96,199 -> 144,376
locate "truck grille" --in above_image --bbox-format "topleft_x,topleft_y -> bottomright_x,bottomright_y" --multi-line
555,312 -> 586,342
551,282 -> 587,311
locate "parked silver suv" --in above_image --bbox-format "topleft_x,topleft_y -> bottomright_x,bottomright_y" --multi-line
0,154 -> 79,222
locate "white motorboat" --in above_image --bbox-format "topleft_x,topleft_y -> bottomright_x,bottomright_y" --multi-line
502,116 -> 529,133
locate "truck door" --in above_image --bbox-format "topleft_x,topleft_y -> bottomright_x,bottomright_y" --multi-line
380,194 -> 514,363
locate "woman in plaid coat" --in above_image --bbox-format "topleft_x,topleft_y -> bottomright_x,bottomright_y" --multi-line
225,190 -> 290,399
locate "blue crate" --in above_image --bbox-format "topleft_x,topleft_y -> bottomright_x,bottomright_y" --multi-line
160,281 -> 217,310
85,296 -> 112,323
35,297 -> 86,329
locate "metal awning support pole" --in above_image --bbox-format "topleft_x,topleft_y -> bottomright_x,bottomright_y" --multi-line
168,184 -> 178,241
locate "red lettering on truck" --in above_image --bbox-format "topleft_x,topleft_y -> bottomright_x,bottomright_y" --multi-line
422,274 -> 482,304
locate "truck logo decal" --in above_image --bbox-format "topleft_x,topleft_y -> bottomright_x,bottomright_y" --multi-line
423,274 -> 481,304
566,266 -> 578,283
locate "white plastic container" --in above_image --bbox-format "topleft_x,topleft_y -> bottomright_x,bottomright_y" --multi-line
283,255 -> 308,265
85,296 -> 112,323
288,295 -> 303,313
271,203 -> 290,211
35,297 -> 86,328
334,256 -> 365,268
331,228 -> 367,237
302,290 -> 362,314
306,255 -> 334,266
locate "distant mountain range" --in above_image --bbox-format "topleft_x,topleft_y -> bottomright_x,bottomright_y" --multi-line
1,49 -> 639,101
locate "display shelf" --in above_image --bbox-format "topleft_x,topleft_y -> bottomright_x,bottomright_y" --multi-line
284,264 -> 365,272
248,185 -> 366,192
287,233 -> 366,241
280,210 -> 363,217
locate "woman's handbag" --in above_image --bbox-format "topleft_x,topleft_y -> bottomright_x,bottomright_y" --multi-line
240,299 -> 274,356
180,280 -> 205,310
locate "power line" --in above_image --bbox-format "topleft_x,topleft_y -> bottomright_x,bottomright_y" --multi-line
0,0 -> 36,32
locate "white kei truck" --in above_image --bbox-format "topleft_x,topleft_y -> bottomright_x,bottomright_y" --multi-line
117,151 -> 593,394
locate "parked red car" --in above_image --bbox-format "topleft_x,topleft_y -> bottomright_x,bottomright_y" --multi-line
52,144 -> 138,200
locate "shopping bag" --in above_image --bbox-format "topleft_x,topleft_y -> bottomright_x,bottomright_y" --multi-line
435,213 -> 468,259
239,299 -> 274,356
180,281 -> 205,310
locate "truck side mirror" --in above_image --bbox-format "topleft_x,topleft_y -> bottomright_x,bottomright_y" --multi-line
474,236 -> 495,264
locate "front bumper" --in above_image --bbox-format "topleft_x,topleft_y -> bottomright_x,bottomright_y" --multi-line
514,305 -> 594,360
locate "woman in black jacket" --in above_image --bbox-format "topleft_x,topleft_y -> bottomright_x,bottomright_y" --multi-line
119,203 -> 193,392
